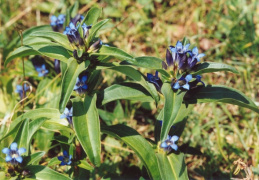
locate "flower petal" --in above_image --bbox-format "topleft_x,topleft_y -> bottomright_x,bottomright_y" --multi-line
160,142 -> 168,148
15,156 -> 23,163
60,161 -> 66,166
2,148 -> 10,154
58,156 -> 64,161
10,142 -> 18,150
173,82 -> 180,90
170,144 -> 178,151
81,75 -> 88,83
63,151 -> 68,156
192,47 -> 198,55
182,83 -> 190,90
185,74 -> 192,82
170,135 -> 179,142
5,155 -> 12,162
18,148 -> 26,155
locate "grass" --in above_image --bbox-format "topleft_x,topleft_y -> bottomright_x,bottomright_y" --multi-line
0,0 -> 258,179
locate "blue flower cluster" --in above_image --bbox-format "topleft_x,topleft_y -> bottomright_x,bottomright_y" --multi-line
50,14 -> 65,32
147,40 -> 205,91
2,142 -> 26,165
58,151 -> 72,166
160,135 -> 179,152
60,107 -> 73,125
31,56 -> 49,77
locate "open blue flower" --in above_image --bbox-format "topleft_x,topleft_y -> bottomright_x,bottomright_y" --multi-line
58,151 -> 72,166
147,71 -> 162,91
2,142 -> 26,165
172,74 -> 192,90
50,14 -> 65,32
190,47 -> 205,63
74,75 -> 88,94
15,84 -> 30,99
60,107 -> 73,125
160,135 -> 179,152
35,64 -> 49,77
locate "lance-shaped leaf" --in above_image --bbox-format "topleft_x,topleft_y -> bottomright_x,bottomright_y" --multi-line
192,62 -> 238,75
30,31 -> 73,51
23,151 -> 45,165
185,85 -> 259,113
5,42 -> 71,67
130,56 -> 163,69
86,19 -> 109,46
72,95 -> 101,166
0,108 -> 60,141
160,83 -> 186,141
26,165 -> 71,180
81,6 -> 102,25
92,45 -> 135,63
59,59 -> 90,112
98,82 -> 154,106
156,152 -> 188,180
101,124 -> 162,180
103,65 -> 159,103
13,118 -> 29,155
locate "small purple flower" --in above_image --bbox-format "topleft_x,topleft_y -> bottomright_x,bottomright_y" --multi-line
74,75 -> 88,94
60,107 -> 73,125
54,59 -> 61,74
35,64 -> 49,77
58,151 -> 72,166
190,47 -> 205,63
15,84 -> 30,99
160,135 -> 179,152
2,142 -> 26,165
147,71 -> 162,91
50,14 -> 65,32
172,74 -> 192,90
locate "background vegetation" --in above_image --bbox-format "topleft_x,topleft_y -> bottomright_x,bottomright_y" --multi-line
0,0 -> 258,179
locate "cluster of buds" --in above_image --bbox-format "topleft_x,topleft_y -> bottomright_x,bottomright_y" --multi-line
63,15 -> 102,63
147,40 -> 205,91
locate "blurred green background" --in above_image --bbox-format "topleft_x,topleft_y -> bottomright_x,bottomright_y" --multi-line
0,0 -> 259,179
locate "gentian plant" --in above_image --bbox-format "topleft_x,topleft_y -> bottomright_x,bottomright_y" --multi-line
1,5 -> 259,180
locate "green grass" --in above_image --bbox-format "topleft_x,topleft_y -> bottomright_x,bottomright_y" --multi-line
0,0 -> 258,179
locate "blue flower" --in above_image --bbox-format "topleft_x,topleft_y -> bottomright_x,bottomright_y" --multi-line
160,135 -> 179,152
15,84 -> 30,99
58,151 -> 72,166
190,47 -> 205,63
147,71 -> 162,91
172,74 -> 192,90
35,64 -> 49,77
50,14 -> 65,32
74,75 -> 88,94
2,142 -> 26,165
60,107 -> 73,125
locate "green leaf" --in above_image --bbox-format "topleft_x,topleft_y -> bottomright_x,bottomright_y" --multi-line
5,42 -> 71,67
92,45 -> 135,63
30,31 -> 73,51
0,108 -> 60,141
130,56 -> 163,69
28,117 -> 48,144
82,6 -> 102,25
156,152 -> 188,180
78,160 -> 94,170
105,65 -> 159,103
87,19 -> 109,46
101,124 -> 162,180
192,62 -> 238,75
161,83 -> 186,141
72,95 -> 101,166
98,82 -> 154,106
59,59 -> 90,112
25,165 -> 71,180
14,118 -> 29,155
23,151 -> 45,165
185,85 -> 259,113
